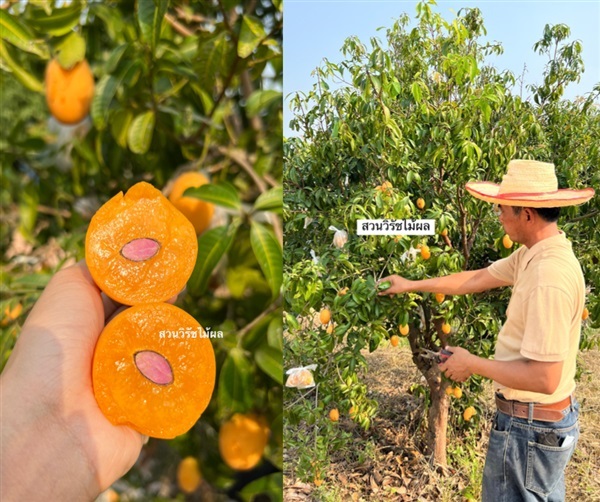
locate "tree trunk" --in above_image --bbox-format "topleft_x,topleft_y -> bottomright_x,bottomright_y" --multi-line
424,369 -> 450,466
408,316 -> 452,467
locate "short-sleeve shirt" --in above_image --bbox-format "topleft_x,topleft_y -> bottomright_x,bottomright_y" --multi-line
487,231 -> 585,403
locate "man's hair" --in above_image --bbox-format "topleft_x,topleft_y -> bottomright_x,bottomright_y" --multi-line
511,206 -> 560,222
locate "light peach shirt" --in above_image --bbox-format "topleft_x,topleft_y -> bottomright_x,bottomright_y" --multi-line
487,232 -> 585,404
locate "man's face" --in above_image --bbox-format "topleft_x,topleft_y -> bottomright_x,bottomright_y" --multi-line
495,204 -> 523,241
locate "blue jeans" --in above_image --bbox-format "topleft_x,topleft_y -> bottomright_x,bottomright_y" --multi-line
482,398 -> 579,502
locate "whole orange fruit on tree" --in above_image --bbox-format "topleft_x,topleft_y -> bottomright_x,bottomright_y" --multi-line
177,456 -> 202,493
168,172 -> 215,235
45,58 -> 95,125
329,408 -> 340,422
463,406 -> 477,421
319,308 -> 331,325
219,413 -> 270,471
390,335 -> 400,347
582,307 -> 589,320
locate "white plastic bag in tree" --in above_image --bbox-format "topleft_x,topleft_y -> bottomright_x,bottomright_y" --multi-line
285,364 -> 317,389
329,225 -> 348,249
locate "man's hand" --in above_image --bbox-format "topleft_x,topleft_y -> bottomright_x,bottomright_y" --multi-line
0,261 -> 146,501
438,345 -> 474,382
376,275 -> 414,296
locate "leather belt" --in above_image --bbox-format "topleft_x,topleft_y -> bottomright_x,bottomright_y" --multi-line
495,393 -> 572,423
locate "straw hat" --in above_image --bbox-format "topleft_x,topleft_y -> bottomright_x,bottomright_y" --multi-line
465,159 -> 595,208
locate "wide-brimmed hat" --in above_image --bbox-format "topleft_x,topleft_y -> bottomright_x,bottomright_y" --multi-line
465,159 -> 595,208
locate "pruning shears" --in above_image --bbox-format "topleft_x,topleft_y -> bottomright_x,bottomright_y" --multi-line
420,348 -> 453,364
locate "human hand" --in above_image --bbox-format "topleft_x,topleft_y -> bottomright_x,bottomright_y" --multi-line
438,345 -> 474,382
0,261 -> 146,501
376,274 -> 414,296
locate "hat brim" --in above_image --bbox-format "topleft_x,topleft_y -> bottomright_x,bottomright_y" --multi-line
465,182 -> 595,208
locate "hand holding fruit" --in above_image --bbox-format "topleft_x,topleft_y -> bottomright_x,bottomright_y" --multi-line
437,345 -> 474,382
376,275 -> 414,296
0,262 -> 147,501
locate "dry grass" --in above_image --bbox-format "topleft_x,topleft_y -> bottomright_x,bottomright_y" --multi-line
284,344 -> 600,501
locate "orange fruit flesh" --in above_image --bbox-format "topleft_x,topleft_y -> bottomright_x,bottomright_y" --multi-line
86,182 -> 198,305
92,303 -> 216,439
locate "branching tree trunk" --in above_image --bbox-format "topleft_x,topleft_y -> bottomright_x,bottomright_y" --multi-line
408,315 -> 452,466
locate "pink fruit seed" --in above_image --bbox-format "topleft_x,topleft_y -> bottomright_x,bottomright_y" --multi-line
120,238 -> 161,262
134,350 -> 174,385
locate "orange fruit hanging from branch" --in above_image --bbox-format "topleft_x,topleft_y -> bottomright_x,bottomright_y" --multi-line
45,58 -> 95,124
177,456 -> 202,493
168,172 -> 215,235
319,308 -> 331,325
219,413 -> 270,471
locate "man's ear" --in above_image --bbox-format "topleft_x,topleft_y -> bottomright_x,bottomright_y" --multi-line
525,208 -> 534,221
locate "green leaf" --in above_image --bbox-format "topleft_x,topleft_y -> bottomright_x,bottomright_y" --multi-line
226,266 -> 267,299
0,40 -> 44,93
245,89 -> 281,117
105,43 -> 129,74
184,182 -> 241,210
127,110 -> 155,154
411,81 -> 422,103
238,15 -> 266,58
91,75 -> 118,130
187,224 -> 238,295
254,186 -> 282,213
137,0 -> 153,44
18,182 -> 39,240
152,0 -> 168,51
28,4 -> 82,37
55,32 -> 86,69
239,473 -> 283,502
0,10 -> 48,58
250,221 -> 282,302
267,315 -> 283,351
218,348 -> 254,414
196,31 -> 230,93
137,0 -> 168,53
91,58 -> 140,130
90,3 -> 125,41
110,108 -> 134,148
255,345 -> 282,383
10,272 -> 52,290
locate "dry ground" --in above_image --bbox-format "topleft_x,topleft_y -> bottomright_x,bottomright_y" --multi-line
284,345 -> 600,501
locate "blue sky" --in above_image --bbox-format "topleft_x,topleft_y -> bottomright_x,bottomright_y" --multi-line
284,1 -> 600,137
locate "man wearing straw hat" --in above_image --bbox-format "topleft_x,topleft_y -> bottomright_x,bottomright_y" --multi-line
378,159 -> 594,501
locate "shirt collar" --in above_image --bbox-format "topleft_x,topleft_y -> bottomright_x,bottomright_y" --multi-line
520,231 -> 569,270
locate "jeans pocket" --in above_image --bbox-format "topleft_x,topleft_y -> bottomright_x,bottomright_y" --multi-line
525,433 -> 577,496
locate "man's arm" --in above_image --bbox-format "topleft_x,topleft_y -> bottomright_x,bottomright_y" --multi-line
439,346 -> 564,394
379,267 -> 511,297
